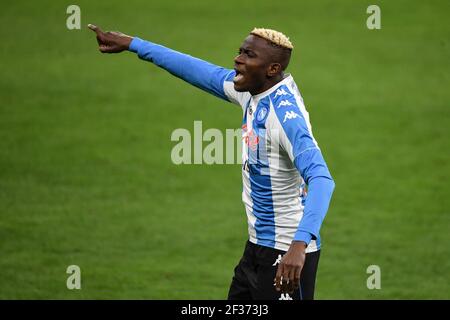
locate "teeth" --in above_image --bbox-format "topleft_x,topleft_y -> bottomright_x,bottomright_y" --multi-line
234,74 -> 244,82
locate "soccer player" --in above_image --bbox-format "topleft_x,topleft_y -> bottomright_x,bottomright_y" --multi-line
88,24 -> 335,300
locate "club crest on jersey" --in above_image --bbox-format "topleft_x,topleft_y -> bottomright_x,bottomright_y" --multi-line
283,110 -> 300,123
256,106 -> 269,123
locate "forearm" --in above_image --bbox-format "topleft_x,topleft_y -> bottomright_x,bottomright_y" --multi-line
294,176 -> 335,242
128,37 -> 233,101
293,148 -> 335,243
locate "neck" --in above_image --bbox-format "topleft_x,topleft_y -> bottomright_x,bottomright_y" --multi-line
250,73 -> 285,96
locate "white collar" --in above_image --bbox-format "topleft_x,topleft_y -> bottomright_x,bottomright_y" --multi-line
250,74 -> 293,103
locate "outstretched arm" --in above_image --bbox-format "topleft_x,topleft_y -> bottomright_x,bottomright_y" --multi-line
88,24 -> 235,102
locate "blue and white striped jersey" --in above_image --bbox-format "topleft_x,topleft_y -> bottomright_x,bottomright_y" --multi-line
129,38 -> 335,253
223,73 -> 333,252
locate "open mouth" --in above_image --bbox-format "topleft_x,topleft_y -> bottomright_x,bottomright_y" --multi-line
233,69 -> 244,83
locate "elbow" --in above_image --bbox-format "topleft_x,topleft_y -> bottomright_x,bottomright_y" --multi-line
325,176 -> 335,198
326,173 -> 335,193
330,177 -> 336,192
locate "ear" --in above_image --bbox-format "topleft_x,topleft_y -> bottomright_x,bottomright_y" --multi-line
267,63 -> 282,77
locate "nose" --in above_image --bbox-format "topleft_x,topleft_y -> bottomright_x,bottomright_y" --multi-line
234,53 -> 244,65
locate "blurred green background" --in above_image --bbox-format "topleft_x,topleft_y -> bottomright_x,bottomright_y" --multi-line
0,0 -> 449,299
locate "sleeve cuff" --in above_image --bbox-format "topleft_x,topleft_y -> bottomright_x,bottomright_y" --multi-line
294,230 -> 313,245
128,37 -> 145,53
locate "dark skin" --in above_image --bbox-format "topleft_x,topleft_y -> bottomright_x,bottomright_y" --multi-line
88,24 -> 305,295
233,34 -> 291,95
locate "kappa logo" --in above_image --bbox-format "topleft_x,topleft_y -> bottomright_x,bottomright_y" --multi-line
274,88 -> 289,97
283,111 -> 300,123
272,254 -> 282,266
277,100 -> 293,108
279,293 -> 293,300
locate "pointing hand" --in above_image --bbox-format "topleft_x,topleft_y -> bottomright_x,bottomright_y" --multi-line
88,24 -> 133,53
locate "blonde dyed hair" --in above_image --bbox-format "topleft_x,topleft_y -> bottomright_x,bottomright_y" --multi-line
250,28 -> 293,50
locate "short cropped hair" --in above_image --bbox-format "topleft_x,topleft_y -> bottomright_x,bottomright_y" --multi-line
250,28 -> 294,50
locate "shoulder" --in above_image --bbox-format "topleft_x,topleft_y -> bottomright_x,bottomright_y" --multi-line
269,83 -> 305,128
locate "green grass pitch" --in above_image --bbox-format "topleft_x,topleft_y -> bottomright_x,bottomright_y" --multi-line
0,0 -> 449,299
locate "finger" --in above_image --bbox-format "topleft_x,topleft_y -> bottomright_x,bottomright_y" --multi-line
99,45 -> 118,54
109,31 -> 124,36
88,24 -> 106,46
88,24 -> 103,35
287,267 -> 297,294
274,265 -> 283,292
293,266 -> 301,290
281,267 -> 290,293
99,43 -> 118,53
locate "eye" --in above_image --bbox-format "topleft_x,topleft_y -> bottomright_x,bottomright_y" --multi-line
237,49 -> 255,58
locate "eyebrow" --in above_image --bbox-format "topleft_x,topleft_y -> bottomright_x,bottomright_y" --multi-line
239,47 -> 257,56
